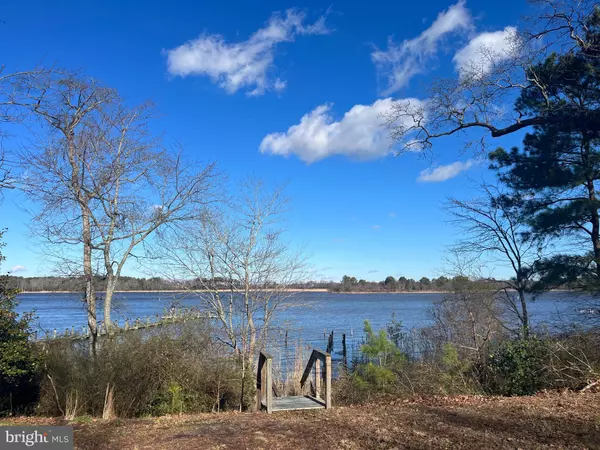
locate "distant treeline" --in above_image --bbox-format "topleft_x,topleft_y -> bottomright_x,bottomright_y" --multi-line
326,275 -> 504,293
7,276 -> 183,292
8,276 -> 330,292
7,274 -> 501,293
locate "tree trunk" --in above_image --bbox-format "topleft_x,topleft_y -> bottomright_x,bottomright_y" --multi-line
586,178 -> 600,279
104,274 -> 118,334
103,244 -> 117,334
82,209 -> 97,355
517,288 -> 529,339
583,136 -> 600,280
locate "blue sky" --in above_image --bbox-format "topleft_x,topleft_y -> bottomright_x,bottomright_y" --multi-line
0,0 -> 530,281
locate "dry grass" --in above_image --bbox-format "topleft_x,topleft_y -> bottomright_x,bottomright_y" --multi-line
3,390 -> 600,449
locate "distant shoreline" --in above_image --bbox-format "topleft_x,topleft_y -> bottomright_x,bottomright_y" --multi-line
17,288 -> 574,295
17,288 -> 447,295
18,288 -> 331,294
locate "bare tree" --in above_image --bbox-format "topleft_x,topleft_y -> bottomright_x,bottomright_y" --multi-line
0,146 -> 12,193
156,178 -> 309,410
447,184 -> 547,338
431,264 -> 505,365
10,70 -> 220,348
0,66 -> 55,194
384,0 -> 598,154
72,101 -> 220,333
9,70 -> 117,351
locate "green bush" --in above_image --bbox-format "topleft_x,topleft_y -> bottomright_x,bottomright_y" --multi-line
486,338 -> 550,396
0,234 -> 41,415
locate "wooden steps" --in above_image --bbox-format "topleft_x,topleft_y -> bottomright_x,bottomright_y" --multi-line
263,395 -> 325,412
257,349 -> 332,413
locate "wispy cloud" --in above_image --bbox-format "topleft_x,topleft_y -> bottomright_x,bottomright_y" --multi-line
10,265 -> 26,274
368,269 -> 379,274
165,9 -> 330,96
454,26 -> 518,76
371,0 -> 473,94
418,159 -> 478,182
372,225 -> 381,230
260,98 -> 421,162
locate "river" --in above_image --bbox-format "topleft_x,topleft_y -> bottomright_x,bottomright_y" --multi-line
15,291 -> 596,347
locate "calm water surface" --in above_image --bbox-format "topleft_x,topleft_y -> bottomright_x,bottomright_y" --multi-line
15,291 -> 590,349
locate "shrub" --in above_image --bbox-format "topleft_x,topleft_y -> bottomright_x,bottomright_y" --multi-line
0,234 -> 41,415
37,323 -> 250,417
486,338 -> 550,396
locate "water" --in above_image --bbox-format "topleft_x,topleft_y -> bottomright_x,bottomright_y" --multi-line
15,290 -> 593,346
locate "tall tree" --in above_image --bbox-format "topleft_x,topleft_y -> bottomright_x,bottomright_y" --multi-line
489,6 -> 600,292
10,71 -> 116,351
9,70 -> 220,345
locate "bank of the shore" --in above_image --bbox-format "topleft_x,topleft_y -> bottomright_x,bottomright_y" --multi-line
3,391 -> 598,449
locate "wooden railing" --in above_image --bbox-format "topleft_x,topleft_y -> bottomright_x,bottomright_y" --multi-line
300,349 -> 332,409
256,351 -> 273,413
257,348 -> 332,413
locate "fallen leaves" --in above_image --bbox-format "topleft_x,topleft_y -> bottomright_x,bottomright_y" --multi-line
2,391 -> 600,449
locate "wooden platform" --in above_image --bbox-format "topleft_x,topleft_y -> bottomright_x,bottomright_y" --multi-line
263,396 -> 325,412
257,349 -> 332,413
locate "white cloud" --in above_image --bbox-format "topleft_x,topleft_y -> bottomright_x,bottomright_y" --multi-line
417,159 -> 477,182
372,0 -> 473,94
165,9 -> 330,96
453,26 -> 518,76
372,225 -> 381,230
10,265 -> 26,274
260,97 -> 422,162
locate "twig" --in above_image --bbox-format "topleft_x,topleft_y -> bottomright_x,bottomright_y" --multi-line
46,374 -> 65,416
580,380 -> 599,392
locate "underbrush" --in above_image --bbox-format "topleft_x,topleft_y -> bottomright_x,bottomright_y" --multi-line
333,320 -> 600,406
35,323 -> 253,418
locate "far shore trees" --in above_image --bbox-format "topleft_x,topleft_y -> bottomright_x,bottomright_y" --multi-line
3,70 -> 220,349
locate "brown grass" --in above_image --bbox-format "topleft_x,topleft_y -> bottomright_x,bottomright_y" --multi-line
3,390 -> 600,449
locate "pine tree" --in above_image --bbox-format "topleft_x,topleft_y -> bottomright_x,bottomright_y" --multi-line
490,8 -> 600,291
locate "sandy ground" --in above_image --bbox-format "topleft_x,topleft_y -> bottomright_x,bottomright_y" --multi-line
3,391 -> 600,449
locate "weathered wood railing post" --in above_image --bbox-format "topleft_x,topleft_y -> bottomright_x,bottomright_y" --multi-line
325,352 -> 332,409
265,356 -> 273,413
315,358 -> 321,399
256,351 -> 273,413
301,349 -> 332,410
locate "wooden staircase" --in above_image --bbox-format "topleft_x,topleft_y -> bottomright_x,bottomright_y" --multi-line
256,349 -> 332,413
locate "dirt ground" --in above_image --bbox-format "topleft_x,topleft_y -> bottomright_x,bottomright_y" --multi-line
3,391 -> 600,449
